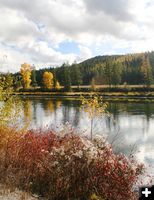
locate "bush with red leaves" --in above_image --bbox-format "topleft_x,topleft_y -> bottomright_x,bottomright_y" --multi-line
0,127 -> 144,200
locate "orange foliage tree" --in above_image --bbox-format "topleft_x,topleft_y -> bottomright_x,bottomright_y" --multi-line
20,63 -> 32,89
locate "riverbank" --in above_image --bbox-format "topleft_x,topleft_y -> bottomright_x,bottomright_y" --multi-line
14,91 -> 154,102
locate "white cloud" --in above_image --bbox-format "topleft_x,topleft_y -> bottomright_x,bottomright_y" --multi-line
78,45 -> 92,61
0,0 -> 154,72
84,0 -> 134,22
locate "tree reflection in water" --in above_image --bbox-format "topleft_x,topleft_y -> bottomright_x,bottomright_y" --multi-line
21,98 -> 154,179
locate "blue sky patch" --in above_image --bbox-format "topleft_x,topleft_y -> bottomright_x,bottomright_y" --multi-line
58,41 -> 80,54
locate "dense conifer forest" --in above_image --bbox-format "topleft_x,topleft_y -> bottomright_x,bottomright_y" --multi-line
12,51 -> 154,89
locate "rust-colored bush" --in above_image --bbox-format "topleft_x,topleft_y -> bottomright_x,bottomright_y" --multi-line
0,127 -> 144,200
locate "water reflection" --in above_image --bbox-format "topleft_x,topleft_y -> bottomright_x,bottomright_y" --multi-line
21,97 -> 154,179
23,100 -> 32,122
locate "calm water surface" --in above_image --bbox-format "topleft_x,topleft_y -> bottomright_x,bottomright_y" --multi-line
21,96 -> 154,180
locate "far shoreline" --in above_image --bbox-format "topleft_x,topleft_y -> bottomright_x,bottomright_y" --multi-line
14,91 -> 154,102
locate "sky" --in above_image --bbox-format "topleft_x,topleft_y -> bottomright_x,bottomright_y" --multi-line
0,0 -> 154,72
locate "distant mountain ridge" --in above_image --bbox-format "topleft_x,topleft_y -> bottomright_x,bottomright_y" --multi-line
75,51 -> 154,85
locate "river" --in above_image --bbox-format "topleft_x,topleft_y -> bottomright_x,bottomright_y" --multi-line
21,96 -> 154,181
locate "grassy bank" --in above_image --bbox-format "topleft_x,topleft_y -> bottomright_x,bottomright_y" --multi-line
14,91 -> 154,103
0,126 -> 144,200
14,85 -> 154,100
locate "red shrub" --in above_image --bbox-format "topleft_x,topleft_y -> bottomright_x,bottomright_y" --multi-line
1,128 -> 144,200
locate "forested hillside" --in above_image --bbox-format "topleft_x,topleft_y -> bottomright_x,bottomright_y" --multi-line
14,51 -> 154,88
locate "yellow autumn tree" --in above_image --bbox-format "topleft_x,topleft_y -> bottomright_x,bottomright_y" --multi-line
81,95 -> 108,139
55,80 -> 61,90
20,63 -> 32,89
43,71 -> 54,89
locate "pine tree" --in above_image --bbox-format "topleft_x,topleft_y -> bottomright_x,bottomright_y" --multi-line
141,55 -> 153,87
31,66 -> 37,88
71,64 -> 82,88
111,63 -> 122,86
103,59 -> 112,86
61,64 -> 71,91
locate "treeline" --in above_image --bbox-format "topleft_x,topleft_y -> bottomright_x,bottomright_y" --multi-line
2,51 -> 154,91
29,51 -> 154,88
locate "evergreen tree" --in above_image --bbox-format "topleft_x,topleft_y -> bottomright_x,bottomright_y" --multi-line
61,63 -> 71,91
11,52 -> 154,87
103,59 -> 113,86
141,55 -> 153,87
111,63 -> 122,85
31,66 -> 37,88
71,64 -> 82,87
13,73 -> 22,90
